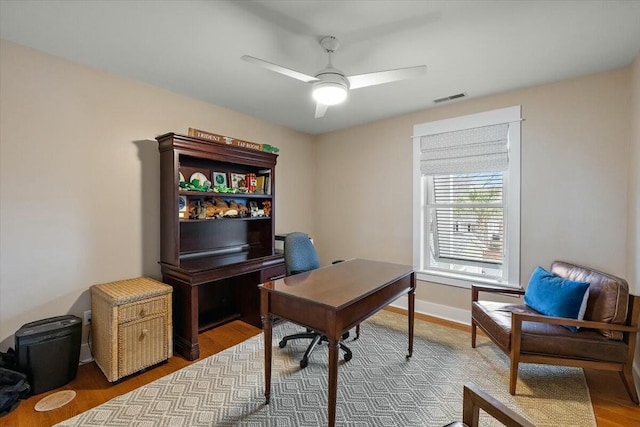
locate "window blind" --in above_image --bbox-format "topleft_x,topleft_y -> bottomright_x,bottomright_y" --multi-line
420,123 -> 509,175
430,173 -> 504,266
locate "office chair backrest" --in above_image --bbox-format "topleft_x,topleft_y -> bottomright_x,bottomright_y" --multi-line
284,232 -> 320,275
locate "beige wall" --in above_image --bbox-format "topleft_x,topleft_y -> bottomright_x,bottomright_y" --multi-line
315,67 -> 632,318
0,40 -> 316,348
631,56 -> 640,385
630,56 -> 640,295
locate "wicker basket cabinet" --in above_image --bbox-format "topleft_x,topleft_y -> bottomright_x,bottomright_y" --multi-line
91,277 -> 173,382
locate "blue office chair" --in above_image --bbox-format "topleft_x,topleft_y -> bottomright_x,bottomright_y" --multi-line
278,232 -> 355,369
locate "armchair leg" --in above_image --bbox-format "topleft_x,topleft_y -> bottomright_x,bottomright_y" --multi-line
620,365 -> 640,404
509,358 -> 519,395
509,315 -> 523,395
471,320 -> 477,348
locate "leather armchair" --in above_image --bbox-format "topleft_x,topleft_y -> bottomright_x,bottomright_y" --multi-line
471,261 -> 640,403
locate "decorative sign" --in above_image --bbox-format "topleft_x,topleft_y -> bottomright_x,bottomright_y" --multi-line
188,128 -> 279,153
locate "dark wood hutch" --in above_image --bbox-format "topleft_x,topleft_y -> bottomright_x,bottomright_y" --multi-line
157,132 -> 285,360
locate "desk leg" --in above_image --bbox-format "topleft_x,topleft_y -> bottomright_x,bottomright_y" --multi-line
327,338 -> 339,427
262,314 -> 272,404
261,288 -> 272,405
407,283 -> 415,359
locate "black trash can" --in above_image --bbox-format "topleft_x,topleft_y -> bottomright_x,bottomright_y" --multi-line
15,315 -> 82,395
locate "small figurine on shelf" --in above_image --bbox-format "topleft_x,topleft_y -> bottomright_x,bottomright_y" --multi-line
262,144 -> 279,154
184,178 -> 211,192
212,184 -> 239,194
197,205 -> 207,219
262,201 -> 272,217
246,173 -> 257,193
190,201 -> 207,219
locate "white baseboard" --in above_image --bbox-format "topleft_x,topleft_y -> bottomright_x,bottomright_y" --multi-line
390,295 -> 471,326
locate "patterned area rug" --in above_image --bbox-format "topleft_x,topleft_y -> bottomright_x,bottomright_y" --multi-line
57,310 -> 596,426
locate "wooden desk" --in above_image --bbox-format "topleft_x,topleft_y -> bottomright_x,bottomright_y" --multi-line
259,258 -> 416,427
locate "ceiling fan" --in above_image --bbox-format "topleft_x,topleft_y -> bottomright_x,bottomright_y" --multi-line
242,36 -> 427,118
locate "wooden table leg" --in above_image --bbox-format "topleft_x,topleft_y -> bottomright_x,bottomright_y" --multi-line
407,278 -> 415,359
327,338 -> 339,427
263,314 -> 272,404
261,290 -> 272,404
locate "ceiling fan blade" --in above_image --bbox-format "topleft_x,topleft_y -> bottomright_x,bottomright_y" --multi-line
347,65 -> 427,90
241,55 -> 319,83
315,103 -> 329,118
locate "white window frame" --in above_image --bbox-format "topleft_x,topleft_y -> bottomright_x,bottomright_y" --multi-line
412,106 -> 521,289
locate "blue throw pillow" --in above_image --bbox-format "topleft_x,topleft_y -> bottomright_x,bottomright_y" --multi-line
523,266 -> 590,332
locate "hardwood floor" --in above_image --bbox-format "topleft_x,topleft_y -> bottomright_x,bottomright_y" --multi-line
2,309 -> 638,426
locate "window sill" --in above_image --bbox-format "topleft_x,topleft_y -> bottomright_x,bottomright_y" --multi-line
416,270 -> 519,290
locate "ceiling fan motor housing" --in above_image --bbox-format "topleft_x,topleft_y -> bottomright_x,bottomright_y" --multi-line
312,71 -> 349,105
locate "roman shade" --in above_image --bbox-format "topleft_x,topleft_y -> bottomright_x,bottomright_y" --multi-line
419,123 -> 509,175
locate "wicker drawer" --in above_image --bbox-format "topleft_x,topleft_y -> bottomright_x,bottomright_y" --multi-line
118,316 -> 167,378
91,277 -> 172,382
118,297 -> 167,324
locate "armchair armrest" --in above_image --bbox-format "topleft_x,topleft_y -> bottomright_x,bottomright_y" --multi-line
512,311 -> 640,333
461,383 -> 534,427
472,284 -> 524,302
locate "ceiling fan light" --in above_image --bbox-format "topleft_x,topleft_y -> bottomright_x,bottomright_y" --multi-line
312,82 -> 347,105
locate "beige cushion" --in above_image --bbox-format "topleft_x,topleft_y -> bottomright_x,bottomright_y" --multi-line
551,261 -> 629,340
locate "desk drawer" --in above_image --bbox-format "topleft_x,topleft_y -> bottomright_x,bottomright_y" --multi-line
118,296 -> 167,324
261,265 -> 286,282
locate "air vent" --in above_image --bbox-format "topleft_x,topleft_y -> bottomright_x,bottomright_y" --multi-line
433,93 -> 467,103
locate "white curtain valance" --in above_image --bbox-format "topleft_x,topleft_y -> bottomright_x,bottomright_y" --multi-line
420,123 -> 509,175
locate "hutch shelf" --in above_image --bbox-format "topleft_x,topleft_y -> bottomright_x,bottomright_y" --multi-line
156,132 -> 285,360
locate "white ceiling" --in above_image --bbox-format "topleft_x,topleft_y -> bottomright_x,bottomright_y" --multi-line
1,0 -> 639,135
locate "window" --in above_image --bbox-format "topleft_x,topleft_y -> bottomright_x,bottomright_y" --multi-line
412,106 -> 521,288
428,172 -> 504,280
